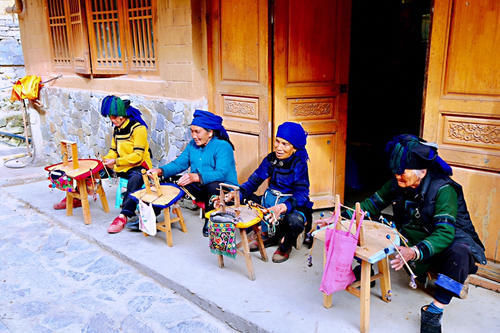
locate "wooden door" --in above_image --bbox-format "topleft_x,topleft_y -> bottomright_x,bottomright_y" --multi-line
274,0 -> 351,208
423,0 -> 500,268
207,0 -> 271,185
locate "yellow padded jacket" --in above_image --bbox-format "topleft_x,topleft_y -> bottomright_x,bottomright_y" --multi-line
103,119 -> 152,173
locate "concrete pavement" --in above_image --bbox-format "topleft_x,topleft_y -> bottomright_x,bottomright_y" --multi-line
1,143 -> 499,333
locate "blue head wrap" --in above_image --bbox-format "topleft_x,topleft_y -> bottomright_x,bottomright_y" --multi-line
386,134 -> 452,175
276,122 -> 309,161
191,110 -> 230,141
100,95 -> 148,128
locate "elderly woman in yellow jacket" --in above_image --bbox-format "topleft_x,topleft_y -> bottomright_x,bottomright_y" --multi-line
100,95 -> 152,233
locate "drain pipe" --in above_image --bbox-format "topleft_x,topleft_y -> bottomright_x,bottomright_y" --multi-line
5,0 -> 24,14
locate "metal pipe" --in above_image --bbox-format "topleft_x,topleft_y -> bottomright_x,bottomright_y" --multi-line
0,131 -> 32,143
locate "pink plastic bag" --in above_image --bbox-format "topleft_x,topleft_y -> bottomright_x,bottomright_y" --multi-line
320,209 -> 365,295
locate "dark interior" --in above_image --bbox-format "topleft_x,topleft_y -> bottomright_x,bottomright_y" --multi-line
344,0 -> 431,206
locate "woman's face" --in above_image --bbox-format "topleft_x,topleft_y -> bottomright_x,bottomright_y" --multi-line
395,169 -> 426,188
190,125 -> 213,146
110,115 -> 126,127
274,137 -> 296,160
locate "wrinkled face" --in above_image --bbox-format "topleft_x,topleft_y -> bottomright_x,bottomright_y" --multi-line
190,125 -> 213,146
274,137 -> 296,160
395,169 -> 426,189
109,115 -> 126,127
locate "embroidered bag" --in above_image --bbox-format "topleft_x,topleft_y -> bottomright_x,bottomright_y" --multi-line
320,209 -> 365,295
138,199 -> 157,236
48,169 -> 75,192
209,211 -> 237,258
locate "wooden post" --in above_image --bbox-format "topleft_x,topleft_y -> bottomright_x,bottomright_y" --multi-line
70,142 -> 79,169
61,141 -> 69,166
142,169 -> 152,194
335,194 -> 341,230
151,171 -> 163,196
356,202 -> 365,246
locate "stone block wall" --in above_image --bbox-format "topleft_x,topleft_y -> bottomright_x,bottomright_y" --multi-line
37,87 -> 207,167
0,9 -> 25,145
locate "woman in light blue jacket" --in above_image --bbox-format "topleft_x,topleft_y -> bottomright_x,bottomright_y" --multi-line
149,110 -> 238,236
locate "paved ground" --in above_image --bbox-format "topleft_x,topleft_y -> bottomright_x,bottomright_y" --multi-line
1,142 -> 499,333
0,190 -> 235,333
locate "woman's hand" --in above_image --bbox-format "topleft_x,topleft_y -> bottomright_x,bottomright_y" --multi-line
103,158 -> 116,168
390,246 -> 416,271
147,168 -> 163,176
177,173 -> 200,186
268,203 -> 287,218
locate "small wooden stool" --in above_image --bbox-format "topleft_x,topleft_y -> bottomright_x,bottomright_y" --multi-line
45,140 -> 109,225
131,170 -> 187,247
313,201 -> 397,333
205,183 -> 268,281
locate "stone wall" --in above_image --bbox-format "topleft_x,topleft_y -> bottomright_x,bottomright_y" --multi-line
0,9 -> 25,145
37,87 -> 207,167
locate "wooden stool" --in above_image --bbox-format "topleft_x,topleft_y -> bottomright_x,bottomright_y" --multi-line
313,201 -> 397,333
205,183 -> 268,280
130,170 -> 187,247
45,140 -> 109,225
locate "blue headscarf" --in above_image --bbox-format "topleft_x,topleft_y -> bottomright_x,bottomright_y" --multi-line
191,110 -> 230,142
386,134 -> 452,175
276,122 -> 309,161
100,95 -> 148,128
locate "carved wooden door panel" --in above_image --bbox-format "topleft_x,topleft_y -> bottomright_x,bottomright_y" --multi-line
423,0 -> 500,265
273,0 -> 351,208
207,0 -> 271,185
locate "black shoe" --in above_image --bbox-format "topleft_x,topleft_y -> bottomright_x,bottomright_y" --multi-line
303,233 -> 314,249
353,264 -> 376,288
202,219 -> 209,237
420,306 -> 442,333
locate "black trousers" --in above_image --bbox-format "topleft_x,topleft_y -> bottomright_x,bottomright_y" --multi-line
426,242 -> 477,304
275,211 -> 306,252
117,166 -> 146,218
183,181 -> 223,214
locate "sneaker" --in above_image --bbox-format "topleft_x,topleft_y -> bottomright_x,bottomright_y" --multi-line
126,216 -> 140,232
272,248 -> 291,263
108,216 -> 127,234
53,197 -> 82,210
295,230 -> 305,250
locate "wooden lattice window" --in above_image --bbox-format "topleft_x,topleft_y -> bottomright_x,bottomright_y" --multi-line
47,0 -> 72,67
46,0 -> 157,75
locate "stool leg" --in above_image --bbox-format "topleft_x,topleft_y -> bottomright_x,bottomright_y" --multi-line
96,176 -> 109,213
174,206 -> 187,233
77,178 -> 91,225
253,225 -> 268,262
218,255 -> 224,268
360,260 -> 371,333
66,191 -> 73,216
377,257 -> 392,302
164,207 -> 173,247
322,246 -> 333,308
240,229 -> 255,280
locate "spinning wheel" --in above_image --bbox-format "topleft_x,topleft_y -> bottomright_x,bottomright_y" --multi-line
205,183 -> 268,280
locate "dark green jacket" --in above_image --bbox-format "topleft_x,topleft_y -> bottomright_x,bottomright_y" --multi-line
360,170 -> 486,274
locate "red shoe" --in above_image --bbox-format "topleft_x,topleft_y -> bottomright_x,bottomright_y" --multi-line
53,197 -> 82,210
108,216 -> 127,234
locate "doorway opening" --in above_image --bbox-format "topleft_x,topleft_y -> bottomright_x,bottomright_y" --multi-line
344,0 -> 432,205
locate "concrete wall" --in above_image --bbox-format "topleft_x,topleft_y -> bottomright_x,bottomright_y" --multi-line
36,87 -> 207,167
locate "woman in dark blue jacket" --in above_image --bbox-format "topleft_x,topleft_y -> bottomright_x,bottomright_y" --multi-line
232,122 -> 313,263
